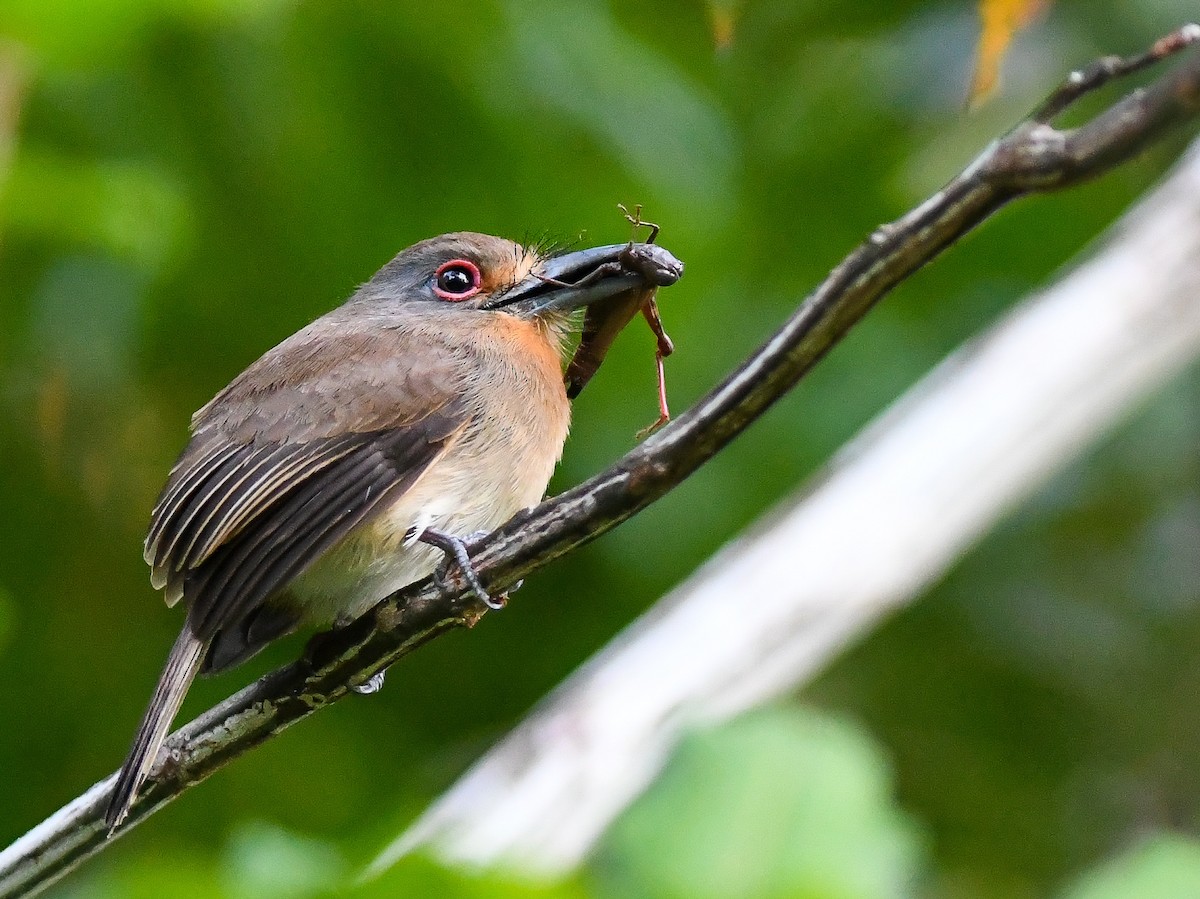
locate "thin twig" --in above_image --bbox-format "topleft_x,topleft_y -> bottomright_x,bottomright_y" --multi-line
1033,22 -> 1200,121
3,25 -> 1200,899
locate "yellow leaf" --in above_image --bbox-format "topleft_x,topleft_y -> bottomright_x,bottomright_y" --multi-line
970,0 -> 1050,106
706,0 -> 742,51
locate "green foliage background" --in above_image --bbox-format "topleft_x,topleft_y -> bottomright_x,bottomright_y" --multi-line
2,1 -> 1199,896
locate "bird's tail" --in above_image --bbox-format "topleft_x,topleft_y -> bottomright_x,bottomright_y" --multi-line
105,627 -> 207,833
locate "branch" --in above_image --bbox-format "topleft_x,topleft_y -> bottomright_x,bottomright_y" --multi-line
378,131 -> 1200,876
3,25 -> 1200,899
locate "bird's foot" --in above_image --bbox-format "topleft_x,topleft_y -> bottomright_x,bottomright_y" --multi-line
418,527 -> 504,610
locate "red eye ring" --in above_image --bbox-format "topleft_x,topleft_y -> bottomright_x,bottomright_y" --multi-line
433,259 -> 483,301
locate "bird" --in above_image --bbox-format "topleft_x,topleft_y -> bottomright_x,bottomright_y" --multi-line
105,230 -> 683,832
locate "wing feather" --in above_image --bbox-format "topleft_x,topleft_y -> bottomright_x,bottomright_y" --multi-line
145,419 -> 458,648
181,446 -> 335,568
143,308 -> 472,663
146,441 -> 244,574
196,451 -> 392,630
155,448 -> 254,600
177,443 -> 307,567
174,438 -> 358,571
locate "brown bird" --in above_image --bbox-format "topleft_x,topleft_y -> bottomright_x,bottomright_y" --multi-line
106,231 -> 683,831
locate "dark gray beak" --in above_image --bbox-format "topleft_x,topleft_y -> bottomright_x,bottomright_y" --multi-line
487,243 -> 684,317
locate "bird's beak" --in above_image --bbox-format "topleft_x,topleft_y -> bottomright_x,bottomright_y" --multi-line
485,243 -> 683,317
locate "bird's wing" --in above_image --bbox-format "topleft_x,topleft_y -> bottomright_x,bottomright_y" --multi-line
143,310 -> 468,650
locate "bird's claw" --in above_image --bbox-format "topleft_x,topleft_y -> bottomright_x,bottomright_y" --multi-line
418,527 -> 504,610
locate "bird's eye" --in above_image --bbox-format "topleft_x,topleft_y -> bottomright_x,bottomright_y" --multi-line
433,259 -> 482,300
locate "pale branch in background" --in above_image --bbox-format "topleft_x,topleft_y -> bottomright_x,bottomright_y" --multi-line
379,133 -> 1200,876
1,25 -> 1199,899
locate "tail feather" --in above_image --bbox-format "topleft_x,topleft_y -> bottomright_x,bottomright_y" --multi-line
105,628 -> 207,833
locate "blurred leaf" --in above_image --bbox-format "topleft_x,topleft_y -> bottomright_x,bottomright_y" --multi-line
969,0 -> 1050,106
598,706 -> 925,899
496,0 -> 737,230
221,821 -> 345,899
344,854 -> 592,899
0,150 -> 190,271
50,853 -> 227,899
705,0 -> 744,50
0,0 -> 155,68
0,0 -> 289,68
1059,835 -> 1200,899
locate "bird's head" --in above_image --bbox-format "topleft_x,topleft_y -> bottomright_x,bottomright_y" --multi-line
360,231 -> 681,322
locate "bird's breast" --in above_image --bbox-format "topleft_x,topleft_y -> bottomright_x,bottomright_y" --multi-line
288,313 -> 571,623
